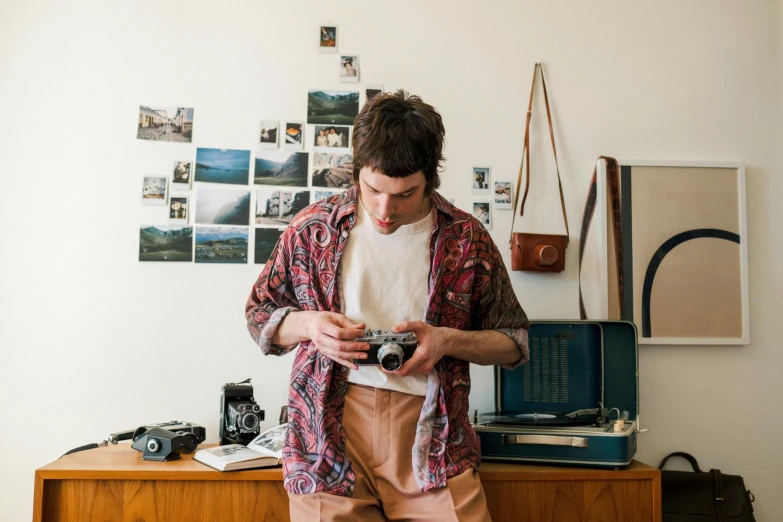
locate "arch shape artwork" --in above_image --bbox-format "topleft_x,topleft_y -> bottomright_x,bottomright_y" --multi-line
641,228 -> 740,338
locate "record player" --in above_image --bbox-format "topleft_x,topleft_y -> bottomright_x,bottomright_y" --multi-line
474,320 -> 642,468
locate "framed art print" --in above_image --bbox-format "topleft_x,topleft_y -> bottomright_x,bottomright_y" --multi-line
583,160 -> 749,345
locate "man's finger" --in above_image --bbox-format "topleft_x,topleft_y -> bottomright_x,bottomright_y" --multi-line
317,335 -> 369,354
393,320 -> 422,333
316,346 -> 362,370
331,356 -> 359,370
391,349 -> 426,376
333,314 -> 366,330
321,323 -> 366,341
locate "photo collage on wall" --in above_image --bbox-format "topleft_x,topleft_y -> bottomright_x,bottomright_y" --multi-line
467,165 -> 513,231
136,24 -> 385,265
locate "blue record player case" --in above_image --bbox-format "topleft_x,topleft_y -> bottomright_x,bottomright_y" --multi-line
474,320 -> 641,468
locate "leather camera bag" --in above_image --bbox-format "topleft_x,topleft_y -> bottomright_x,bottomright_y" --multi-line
658,452 -> 756,522
510,62 -> 569,272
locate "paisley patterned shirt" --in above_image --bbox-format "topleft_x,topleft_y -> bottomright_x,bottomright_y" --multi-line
245,186 -> 529,496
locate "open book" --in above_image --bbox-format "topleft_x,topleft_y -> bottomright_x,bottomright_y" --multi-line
194,423 -> 287,471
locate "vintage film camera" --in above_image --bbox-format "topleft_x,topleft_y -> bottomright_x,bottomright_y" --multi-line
129,421 -> 205,462
61,420 -> 206,461
219,379 -> 264,446
353,329 -> 418,371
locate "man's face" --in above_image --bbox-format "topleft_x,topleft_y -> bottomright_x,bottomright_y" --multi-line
358,167 -> 431,235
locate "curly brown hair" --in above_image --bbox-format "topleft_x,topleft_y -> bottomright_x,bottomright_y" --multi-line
351,90 -> 445,195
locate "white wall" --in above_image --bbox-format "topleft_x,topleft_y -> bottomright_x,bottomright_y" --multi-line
2,1 -> 782,520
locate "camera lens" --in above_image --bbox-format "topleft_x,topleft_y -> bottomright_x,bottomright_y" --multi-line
146,438 -> 160,453
179,432 -> 199,453
378,343 -> 404,371
241,413 -> 259,431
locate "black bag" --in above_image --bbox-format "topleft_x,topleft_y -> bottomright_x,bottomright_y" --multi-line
658,452 -> 756,521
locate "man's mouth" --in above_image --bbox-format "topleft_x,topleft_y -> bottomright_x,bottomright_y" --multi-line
375,218 -> 395,228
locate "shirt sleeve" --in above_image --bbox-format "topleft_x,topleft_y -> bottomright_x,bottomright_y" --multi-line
245,226 -> 301,356
471,227 -> 530,370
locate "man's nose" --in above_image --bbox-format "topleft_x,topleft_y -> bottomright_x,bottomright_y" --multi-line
378,195 -> 394,219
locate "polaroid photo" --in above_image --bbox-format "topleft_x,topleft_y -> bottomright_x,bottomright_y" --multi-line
279,190 -> 311,224
283,121 -> 304,150
364,84 -> 384,105
168,194 -> 190,224
194,148 -> 251,185
172,161 -> 192,188
195,187 -> 251,225
254,227 -> 284,265
313,125 -> 350,152
195,227 -> 248,264
493,181 -> 512,210
313,189 -> 340,202
340,55 -> 359,83
319,25 -> 337,52
136,106 -> 193,143
472,201 -> 492,230
472,166 -> 491,195
312,152 -> 353,188
259,120 -> 279,149
139,226 -> 193,262
141,176 -> 168,205
307,90 -> 360,125
254,150 -> 308,187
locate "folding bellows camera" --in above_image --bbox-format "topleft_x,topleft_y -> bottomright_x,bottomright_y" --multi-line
220,379 -> 264,445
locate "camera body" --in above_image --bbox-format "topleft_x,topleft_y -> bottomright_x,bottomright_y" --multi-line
219,380 -> 264,446
353,329 -> 418,371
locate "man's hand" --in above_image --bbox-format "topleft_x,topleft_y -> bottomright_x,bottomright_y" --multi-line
387,320 -> 453,376
306,312 -> 369,370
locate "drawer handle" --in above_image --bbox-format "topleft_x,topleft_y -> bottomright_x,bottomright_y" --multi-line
502,434 -> 588,448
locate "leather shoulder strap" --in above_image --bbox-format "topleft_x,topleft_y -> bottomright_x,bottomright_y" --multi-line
511,63 -> 569,244
578,157 -> 624,320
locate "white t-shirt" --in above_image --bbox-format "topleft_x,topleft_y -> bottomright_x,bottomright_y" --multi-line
341,199 -> 434,396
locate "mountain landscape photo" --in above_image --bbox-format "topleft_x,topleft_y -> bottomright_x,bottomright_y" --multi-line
254,151 -> 308,186
307,90 -> 359,125
139,226 -> 193,262
195,227 -> 248,264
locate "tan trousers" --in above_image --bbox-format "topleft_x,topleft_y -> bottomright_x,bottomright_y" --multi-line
289,383 -> 491,521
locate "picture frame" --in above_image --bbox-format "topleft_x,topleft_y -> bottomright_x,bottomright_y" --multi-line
583,160 -> 749,345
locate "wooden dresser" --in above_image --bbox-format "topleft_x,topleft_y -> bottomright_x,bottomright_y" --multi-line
34,443 -> 661,521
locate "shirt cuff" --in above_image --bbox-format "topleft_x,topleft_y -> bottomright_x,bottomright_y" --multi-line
495,327 -> 529,370
258,306 -> 299,355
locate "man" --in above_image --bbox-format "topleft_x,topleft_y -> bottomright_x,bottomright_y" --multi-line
246,90 -> 529,521
327,126 -> 341,147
